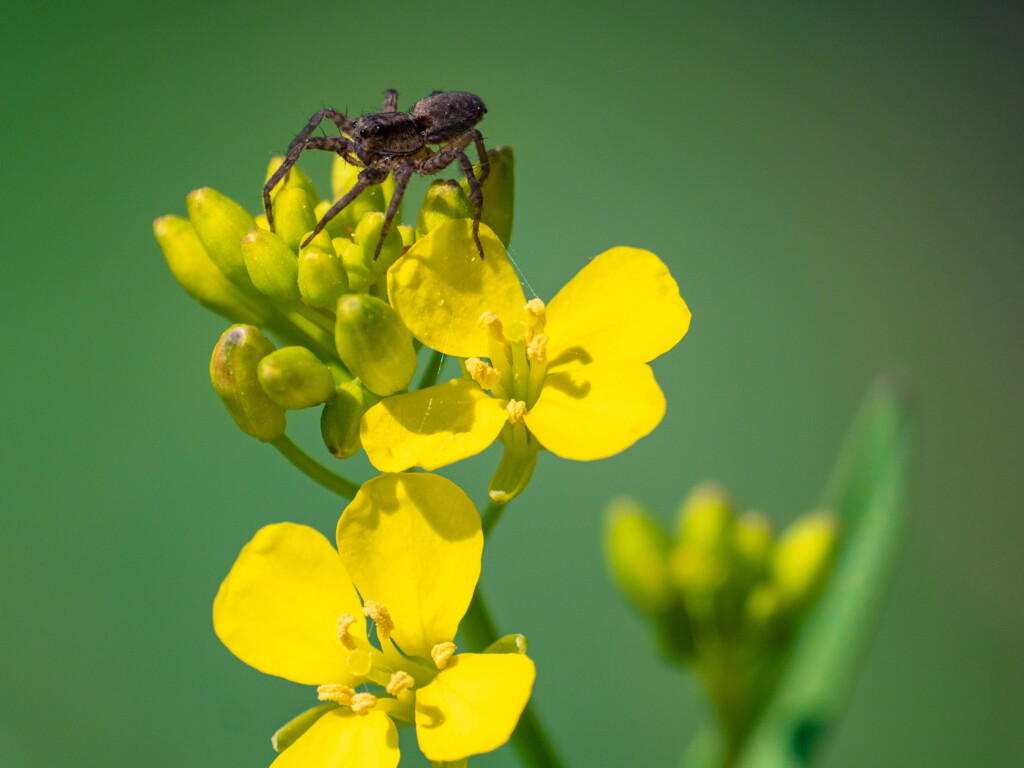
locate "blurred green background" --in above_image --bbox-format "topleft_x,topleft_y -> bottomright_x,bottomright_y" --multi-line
2,1 -> 1021,766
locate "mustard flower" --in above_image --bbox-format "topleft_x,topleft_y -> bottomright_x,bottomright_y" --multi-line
213,472 -> 535,765
360,219 -> 691,500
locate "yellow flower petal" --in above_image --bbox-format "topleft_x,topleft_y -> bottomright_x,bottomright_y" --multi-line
336,474 -> 482,660
213,523 -> 365,685
387,219 -> 526,358
524,362 -> 666,460
544,247 -> 690,367
415,653 -> 536,761
361,379 -> 508,472
270,709 -> 399,768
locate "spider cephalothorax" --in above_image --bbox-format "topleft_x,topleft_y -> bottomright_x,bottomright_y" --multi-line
264,90 -> 489,259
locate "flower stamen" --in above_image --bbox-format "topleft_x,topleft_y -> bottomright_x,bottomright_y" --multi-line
526,333 -> 548,364
466,357 -> 503,390
524,298 -> 546,335
336,613 -> 359,650
386,670 -> 415,696
350,692 -> 378,714
478,311 -> 505,341
362,600 -> 394,642
431,641 -> 457,670
317,683 -> 355,705
506,399 -> 527,424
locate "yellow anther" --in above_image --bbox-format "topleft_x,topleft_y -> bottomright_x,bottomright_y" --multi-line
336,613 -> 358,651
526,333 -> 548,364
362,600 -> 394,642
506,399 -> 527,424
317,683 -> 355,705
350,692 -> 377,715
478,311 -> 505,341
524,298 -> 547,333
466,357 -> 502,390
431,641 -> 457,670
386,670 -> 415,696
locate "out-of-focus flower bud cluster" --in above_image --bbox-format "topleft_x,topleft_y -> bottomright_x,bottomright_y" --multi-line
154,148 -> 514,458
604,482 -> 838,741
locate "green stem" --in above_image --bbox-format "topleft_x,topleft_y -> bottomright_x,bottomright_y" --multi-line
270,435 -> 360,499
417,349 -> 446,390
481,500 -> 507,539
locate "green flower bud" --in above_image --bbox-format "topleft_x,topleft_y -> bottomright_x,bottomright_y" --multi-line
734,510 -> 774,583
604,498 -> 673,615
186,187 -> 256,286
298,248 -> 349,310
334,294 -> 417,396
330,156 -> 389,232
484,634 -> 529,655
210,325 -> 286,441
271,702 -> 337,753
461,146 -> 514,247
264,156 -> 320,208
153,216 -> 272,325
416,179 -> 473,240
257,346 -> 336,410
398,225 -> 415,248
772,510 -> 839,611
300,228 -> 336,256
272,187 -> 317,253
312,200 -> 350,240
241,227 -> 300,303
320,380 -> 376,459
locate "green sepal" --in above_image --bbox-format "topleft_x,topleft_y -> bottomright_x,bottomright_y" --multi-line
320,380 -> 377,459
272,187 -> 317,253
483,634 -> 529,655
152,215 -> 272,324
271,702 -> 338,753
298,247 -> 349,310
334,294 -> 417,396
461,146 -> 514,247
186,187 -> 256,286
241,227 -> 300,303
210,324 -> 286,441
604,498 -> 674,616
257,346 -> 336,410
264,156 -> 320,208
416,179 -> 473,240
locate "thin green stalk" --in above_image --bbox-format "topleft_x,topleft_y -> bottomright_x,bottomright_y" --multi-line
270,435 -> 360,499
481,500 -> 507,539
417,349 -> 446,390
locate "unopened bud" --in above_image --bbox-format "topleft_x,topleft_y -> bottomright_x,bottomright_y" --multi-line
186,187 -> 256,286
257,347 -> 336,410
330,156 -> 389,232
272,187 -> 317,253
153,215 -> 271,324
772,510 -> 838,611
734,511 -> 774,582
604,498 -> 673,615
334,294 -> 417,396
320,380 -> 376,459
350,211 -> 404,276
669,483 -> 738,599
210,325 -> 286,441
298,248 -> 349,310
398,225 -> 415,248
462,146 -> 514,247
265,156 -> 320,208
416,179 -> 473,240
241,228 -> 300,303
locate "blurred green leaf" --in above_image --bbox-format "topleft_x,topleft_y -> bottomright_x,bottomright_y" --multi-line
683,373 -> 916,768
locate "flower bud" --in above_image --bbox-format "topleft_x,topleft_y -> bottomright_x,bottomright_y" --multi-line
186,187 -> 256,286
416,179 -> 473,240
334,294 -> 417,396
272,187 -> 317,253
320,380 -> 376,459
669,484 -> 740,611
734,511 -> 774,583
772,510 -> 839,611
210,325 -> 286,441
265,156 -> 320,209
271,702 -> 337,753
257,346 -> 336,410
330,156 -> 389,232
153,216 -> 272,324
241,228 -> 300,303
461,146 -> 514,247
604,498 -> 673,616
298,248 -> 349,310
398,225 -> 415,248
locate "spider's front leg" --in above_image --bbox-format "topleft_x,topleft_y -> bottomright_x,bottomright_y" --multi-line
382,89 -> 399,113
419,144 -> 487,259
373,161 -> 415,261
300,165 -> 389,248
264,109 -> 355,229
468,129 -> 490,185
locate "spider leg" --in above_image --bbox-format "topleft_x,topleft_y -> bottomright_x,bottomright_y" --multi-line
373,162 -> 414,261
382,89 -> 399,113
264,109 -> 355,228
418,144 -> 487,258
468,129 -> 490,184
300,165 -> 389,248
264,135 -> 354,231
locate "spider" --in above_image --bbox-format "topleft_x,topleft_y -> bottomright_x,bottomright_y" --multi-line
263,89 -> 490,260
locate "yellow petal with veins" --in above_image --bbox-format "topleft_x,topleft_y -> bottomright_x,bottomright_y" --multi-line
270,709 -> 398,768
415,653 -> 535,761
337,474 -> 482,660
387,219 -> 526,358
524,362 -> 666,460
544,247 -> 690,368
361,379 -> 508,472
213,523 -> 365,685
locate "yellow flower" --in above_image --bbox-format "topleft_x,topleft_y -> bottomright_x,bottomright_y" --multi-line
361,219 -> 691,500
213,472 -> 535,765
